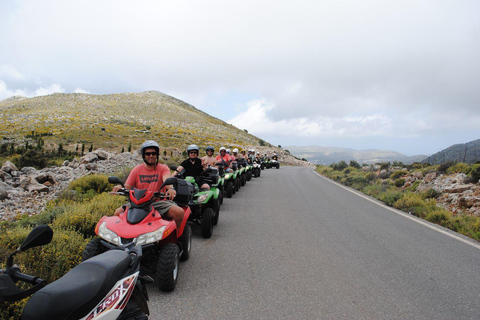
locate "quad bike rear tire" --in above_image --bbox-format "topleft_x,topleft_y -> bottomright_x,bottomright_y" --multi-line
241,173 -> 246,186
201,207 -> 215,238
82,237 -> 106,262
179,224 -> 192,261
155,243 -> 179,292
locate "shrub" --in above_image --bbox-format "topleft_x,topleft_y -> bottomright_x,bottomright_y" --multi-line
380,189 -> 403,206
331,161 -> 348,171
363,184 -> 386,198
393,193 -> 427,217
365,172 -> 377,182
64,174 -> 112,201
421,188 -> 441,199
349,160 -> 361,169
426,208 -> 452,224
437,161 -> 455,173
52,193 -> 124,238
394,178 -> 405,187
405,180 -> 421,192
390,170 -> 408,180
467,164 -> 480,183
446,162 -> 469,174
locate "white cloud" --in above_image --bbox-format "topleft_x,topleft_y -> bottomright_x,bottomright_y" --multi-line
74,87 -> 90,94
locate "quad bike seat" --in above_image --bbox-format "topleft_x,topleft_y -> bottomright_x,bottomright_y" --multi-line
22,250 -> 133,320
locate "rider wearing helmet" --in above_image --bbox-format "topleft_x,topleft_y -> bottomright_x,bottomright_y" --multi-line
112,140 -> 184,230
231,148 -> 239,161
174,144 -> 209,189
216,147 -> 232,170
201,146 -> 217,169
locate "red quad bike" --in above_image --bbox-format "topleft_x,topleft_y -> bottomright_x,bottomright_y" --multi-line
82,177 -> 193,292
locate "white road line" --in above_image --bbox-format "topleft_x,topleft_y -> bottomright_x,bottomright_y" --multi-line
312,169 -> 480,251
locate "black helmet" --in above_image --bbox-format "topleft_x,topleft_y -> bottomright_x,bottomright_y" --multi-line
141,140 -> 160,165
206,146 -> 214,152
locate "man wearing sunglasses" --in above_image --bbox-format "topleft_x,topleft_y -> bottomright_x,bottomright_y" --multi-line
112,140 -> 184,230
174,144 -> 209,190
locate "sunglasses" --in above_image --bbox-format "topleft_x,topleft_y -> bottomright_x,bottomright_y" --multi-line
189,151 -> 198,154
144,152 -> 157,156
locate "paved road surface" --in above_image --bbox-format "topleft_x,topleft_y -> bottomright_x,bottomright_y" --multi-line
148,166 -> 480,319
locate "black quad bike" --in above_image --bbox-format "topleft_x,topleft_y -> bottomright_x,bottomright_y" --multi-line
0,225 -> 151,320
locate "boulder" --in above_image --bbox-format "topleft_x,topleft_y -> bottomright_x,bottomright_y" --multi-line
80,153 -> 98,164
93,149 -> 110,160
1,161 -> 18,173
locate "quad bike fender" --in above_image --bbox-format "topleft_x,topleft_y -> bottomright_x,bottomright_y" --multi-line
177,205 -> 191,238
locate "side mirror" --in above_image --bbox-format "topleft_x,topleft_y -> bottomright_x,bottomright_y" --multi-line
108,176 -> 124,187
20,225 -> 53,252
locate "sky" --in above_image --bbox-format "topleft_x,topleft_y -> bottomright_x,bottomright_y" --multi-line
1,0 -> 479,156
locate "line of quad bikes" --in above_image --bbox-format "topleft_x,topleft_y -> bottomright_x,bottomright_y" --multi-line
0,157 -> 280,319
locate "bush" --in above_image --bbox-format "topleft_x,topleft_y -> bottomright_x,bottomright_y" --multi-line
437,161 -> 455,173
394,178 -> 405,187
421,188 -> 441,199
467,164 -> 480,183
366,172 -> 377,182
52,193 -> 124,238
331,161 -> 348,171
393,193 -> 427,216
380,189 -> 403,206
446,162 -> 469,174
349,160 -> 361,169
390,170 -> 408,180
64,174 -> 112,201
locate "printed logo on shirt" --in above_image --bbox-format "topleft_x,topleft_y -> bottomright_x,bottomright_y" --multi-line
139,174 -> 159,183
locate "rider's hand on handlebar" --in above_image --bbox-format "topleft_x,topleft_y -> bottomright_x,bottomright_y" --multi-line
166,187 -> 176,200
112,184 -> 123,193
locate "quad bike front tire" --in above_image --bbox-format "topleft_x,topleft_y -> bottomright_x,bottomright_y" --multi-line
155,243 -> 180,292
178,224 -> 192,261
241,173 -> 246,186
226,181 -> 233,198
246,171 -> 252,181
213,198 -> 220,226
82,237 -> 106,262
201,207 -> 215,238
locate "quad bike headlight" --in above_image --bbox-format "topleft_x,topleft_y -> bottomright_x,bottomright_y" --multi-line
136,226 -> 167,246
98,222 -> 121,246
196,194 -> 208,203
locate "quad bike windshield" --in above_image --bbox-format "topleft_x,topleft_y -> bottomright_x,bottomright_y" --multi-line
127,188 -> 159,224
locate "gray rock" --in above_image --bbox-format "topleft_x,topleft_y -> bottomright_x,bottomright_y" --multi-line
1,161 -> 18,173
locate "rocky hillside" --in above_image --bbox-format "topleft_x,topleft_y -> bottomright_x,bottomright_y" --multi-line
0,91 -> 268,152
422,139 -> 480,165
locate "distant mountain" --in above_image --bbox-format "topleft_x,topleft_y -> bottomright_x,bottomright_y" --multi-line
285,146 -> 427,165
422,139 -> 480,165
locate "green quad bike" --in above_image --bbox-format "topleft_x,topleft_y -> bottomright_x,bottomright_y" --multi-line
245,162 -> 253,181
237,160 -> 249,186
173,166 -> 222,238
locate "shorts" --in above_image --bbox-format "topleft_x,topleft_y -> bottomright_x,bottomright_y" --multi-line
152,200 -> 178,217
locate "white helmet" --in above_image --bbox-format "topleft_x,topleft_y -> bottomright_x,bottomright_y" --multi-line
233,148 -> 239,153
219,147 -> 226,152
226,149 -> 231,154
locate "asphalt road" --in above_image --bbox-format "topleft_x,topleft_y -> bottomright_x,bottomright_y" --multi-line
148,166 -> 480,320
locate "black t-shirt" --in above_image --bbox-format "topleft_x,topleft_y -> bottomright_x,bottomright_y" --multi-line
181,158 -> 204,177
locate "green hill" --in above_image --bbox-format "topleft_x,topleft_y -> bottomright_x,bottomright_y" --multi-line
0,91 -> 268,153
